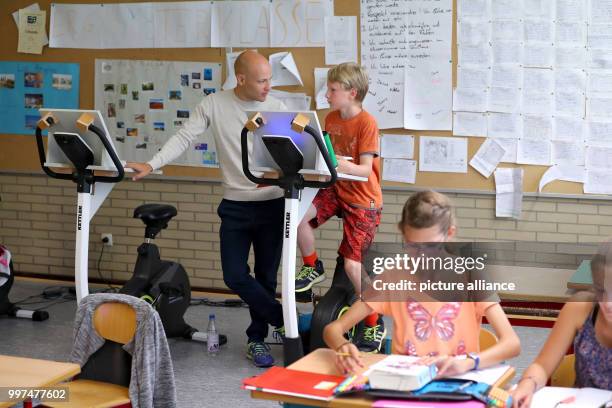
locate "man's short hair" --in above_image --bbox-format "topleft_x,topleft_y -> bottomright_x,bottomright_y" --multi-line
327,62 -> 369,102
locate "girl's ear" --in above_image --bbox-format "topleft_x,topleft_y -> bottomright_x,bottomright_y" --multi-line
446,225 -> 457,239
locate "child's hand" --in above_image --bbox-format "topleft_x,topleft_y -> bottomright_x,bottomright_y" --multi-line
335,342 -> 364,375
510,379 -> 536,408
418,355 -> 473,378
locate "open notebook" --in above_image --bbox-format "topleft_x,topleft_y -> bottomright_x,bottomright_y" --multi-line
531,387 -> 612,408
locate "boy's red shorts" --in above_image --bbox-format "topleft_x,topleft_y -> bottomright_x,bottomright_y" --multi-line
310,188 -> 381,263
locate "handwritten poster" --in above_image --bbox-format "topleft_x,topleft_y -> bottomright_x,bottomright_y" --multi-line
361,0 -> 453,130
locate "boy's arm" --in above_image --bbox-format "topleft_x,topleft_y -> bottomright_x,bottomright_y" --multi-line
337,153 -> 375,177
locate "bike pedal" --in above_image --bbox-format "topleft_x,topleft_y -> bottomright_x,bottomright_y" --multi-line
296,289 -> 314,303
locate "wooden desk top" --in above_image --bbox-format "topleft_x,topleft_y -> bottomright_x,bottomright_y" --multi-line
250,348 -> 515,408
0,355 -> 80,408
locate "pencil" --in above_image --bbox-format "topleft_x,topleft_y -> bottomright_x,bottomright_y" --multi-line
335,352 -> 366,357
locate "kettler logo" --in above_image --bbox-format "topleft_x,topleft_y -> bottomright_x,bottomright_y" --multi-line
284,212 -> 291,238
77,205 -> 83,231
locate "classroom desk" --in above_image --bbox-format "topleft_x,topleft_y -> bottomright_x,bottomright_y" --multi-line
250,348 -> 515,408
0,355 -> 80,408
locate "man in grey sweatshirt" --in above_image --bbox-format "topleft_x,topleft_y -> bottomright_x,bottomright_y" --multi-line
127,50 -> 285,367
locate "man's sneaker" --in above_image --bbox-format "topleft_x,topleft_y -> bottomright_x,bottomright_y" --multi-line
272,326 -> 285,343
295,260 -> 325,292
353,319 -> 387,353
246,341 -> 274,367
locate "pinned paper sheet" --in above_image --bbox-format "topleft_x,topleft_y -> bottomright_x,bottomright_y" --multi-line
269,90 -> 311,111
314,68 -> 330,110
18,9 -> 46,54
381,134 -> 414,159
382,159 -> 417,184
222,51 -> 243,90
469,139 -> 506,178
270,52 -> 303,87
585,169 -> 612,194
495,168 -> 523,219
419,136 -> 468,173
324,16 -> 357,65
12,3 -> 48,46
539,165 -> 586,192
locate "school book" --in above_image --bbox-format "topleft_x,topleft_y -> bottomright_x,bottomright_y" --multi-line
242,366 -> 345,401
368,355 -> 438,391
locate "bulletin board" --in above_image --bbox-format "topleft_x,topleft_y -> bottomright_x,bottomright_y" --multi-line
0,0 -> 586,194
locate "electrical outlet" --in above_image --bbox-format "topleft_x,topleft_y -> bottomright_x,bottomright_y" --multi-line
101,233 -> 113,247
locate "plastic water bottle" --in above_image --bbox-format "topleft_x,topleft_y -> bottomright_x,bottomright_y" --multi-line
207,313 -> 219,356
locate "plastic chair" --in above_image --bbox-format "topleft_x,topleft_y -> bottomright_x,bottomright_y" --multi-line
551,354 -> 576,387
43,302 -> 134,408
479,327 -> 498,351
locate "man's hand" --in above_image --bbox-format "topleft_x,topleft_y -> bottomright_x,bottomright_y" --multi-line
126,162 -> 153,181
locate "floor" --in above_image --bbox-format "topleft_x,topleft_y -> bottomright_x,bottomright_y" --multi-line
1,278 -> 552,407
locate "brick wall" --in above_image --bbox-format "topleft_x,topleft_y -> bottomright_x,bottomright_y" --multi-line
1,172 -> 611,295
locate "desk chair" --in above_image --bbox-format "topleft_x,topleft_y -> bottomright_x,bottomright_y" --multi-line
43,302 -> 134,408
479,327 -> 498,351
551,354 -> 576,387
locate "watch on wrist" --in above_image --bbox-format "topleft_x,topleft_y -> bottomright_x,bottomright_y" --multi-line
467,352 -> 480,371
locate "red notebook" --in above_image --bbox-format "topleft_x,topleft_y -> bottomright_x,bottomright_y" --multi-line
242,366 -> 345,401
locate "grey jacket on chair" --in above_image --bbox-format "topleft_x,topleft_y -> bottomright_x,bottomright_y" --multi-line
70,293 -> 177,408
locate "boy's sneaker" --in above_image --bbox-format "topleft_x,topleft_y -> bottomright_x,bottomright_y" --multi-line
353,319 -> 387,353
295,260 -> 325,292
272,326 -> 285,343
246,341 -> 274,367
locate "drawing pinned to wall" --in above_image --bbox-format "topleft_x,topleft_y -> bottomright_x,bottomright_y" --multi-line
95,59 -> 221,167
0,61 -> 79,135
419,136 -> 468,173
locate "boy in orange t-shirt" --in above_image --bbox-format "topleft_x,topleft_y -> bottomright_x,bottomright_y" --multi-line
295,62 -> 384,352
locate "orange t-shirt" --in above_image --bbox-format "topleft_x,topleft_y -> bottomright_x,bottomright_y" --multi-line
325,110 -> 382,209
365,301 -> 497,356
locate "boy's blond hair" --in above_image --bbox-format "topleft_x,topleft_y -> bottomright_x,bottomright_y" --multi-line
327,62 -> 369,102
398,191 -> 455,234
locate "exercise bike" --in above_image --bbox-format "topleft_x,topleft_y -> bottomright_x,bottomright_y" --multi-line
34,109 -> 225,345
241,111 -> 360,364
120,203 -> 227,345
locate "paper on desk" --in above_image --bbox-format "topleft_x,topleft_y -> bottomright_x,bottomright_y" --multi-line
13,3 -> 48,46
18,9 -> 46,54
453,112 -> 487,137
531,386 -> 612,408
495,168 -> 523,218
450,364 -> 511,386
382,159 -> 417,184
324,16 -> 357,65
222,51 -> 243,90
469,138 -> 506,178
539,165 -> 586,192
381,134 -> 414,159
314,68 -> 330,110
269,90 -> 311,111
419,136 -> 468,173
270,52 -> 303,87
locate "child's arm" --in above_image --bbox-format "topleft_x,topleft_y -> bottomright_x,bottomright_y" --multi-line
511,301 -> 592,408
337,153 -> 375,178
323,300 -> 374,374
430,303 -> 520,378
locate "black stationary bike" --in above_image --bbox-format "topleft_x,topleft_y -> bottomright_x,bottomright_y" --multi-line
120,203 -> 227,345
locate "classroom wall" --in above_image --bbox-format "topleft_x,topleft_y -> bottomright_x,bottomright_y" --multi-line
2,172 -> 611,293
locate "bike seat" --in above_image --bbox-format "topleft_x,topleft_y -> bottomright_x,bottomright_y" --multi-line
134,204 -> 176,233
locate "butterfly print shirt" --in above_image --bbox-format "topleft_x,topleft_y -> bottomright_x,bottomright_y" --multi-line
366,301 -> 497,356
